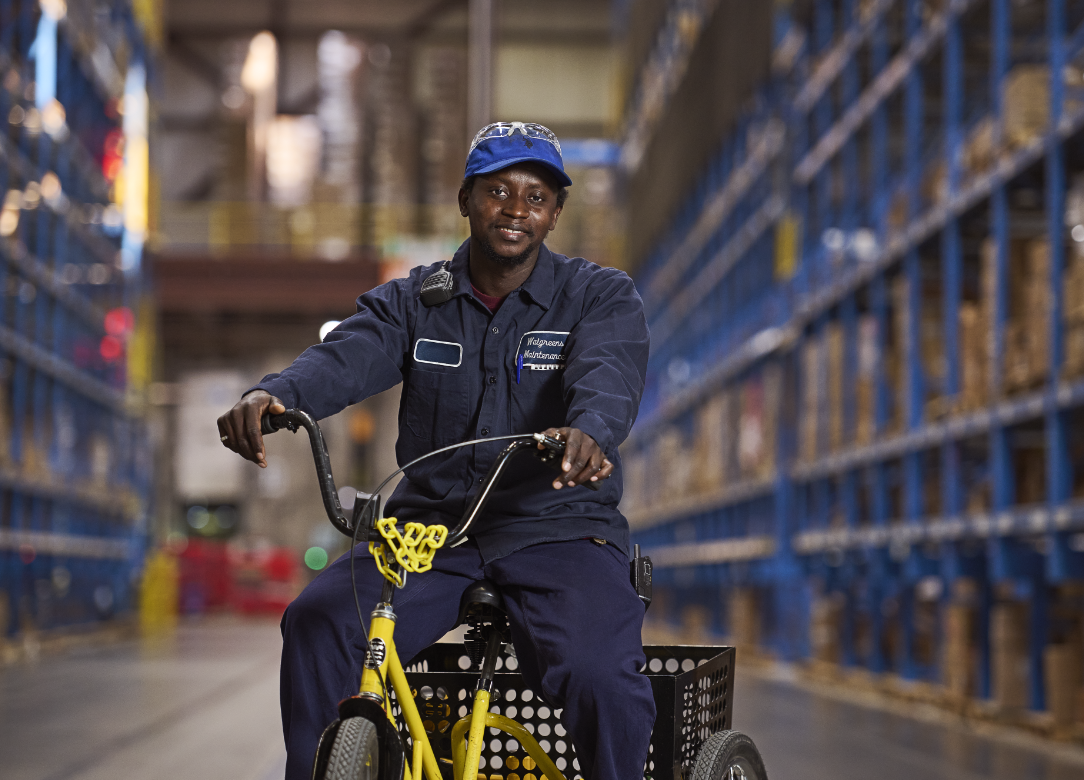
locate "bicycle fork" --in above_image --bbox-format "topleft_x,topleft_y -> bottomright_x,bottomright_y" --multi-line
453,629 -> 565,780
358,584 -> 441,780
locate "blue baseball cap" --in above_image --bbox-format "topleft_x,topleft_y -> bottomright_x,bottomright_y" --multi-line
464,122 -> 573,188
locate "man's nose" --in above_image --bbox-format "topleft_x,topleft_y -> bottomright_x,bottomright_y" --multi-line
502,196 -> 530,218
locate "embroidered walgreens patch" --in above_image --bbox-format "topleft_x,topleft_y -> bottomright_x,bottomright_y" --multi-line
516,331 -> 569,370
413,339 -> 463,367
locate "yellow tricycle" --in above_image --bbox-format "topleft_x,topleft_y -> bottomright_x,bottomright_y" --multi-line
262,408 -> 766,780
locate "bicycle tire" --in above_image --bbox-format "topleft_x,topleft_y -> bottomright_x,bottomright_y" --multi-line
689,730 -> 768,780
320,716 -> 380,780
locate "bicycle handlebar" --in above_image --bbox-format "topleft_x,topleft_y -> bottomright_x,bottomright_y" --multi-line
261,409 -> 356,538
261,409 -> 596,544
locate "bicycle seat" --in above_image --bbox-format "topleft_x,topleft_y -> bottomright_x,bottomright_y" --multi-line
456,579 -> 504,626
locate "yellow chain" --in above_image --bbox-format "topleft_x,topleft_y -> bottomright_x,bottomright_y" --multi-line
368,517 -> 448,586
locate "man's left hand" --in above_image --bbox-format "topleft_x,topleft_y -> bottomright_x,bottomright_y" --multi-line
540,427 -> 613,489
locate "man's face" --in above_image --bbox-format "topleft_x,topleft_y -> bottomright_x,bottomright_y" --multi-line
458,162 -> 563,268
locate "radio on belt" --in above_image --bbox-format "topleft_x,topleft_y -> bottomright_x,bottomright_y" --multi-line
631,544 -> 653,608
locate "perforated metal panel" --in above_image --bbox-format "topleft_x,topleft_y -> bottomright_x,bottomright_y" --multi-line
401,644 -> 733,780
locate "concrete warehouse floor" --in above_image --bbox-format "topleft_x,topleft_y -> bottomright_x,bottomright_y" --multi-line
2,616 -> 1084,780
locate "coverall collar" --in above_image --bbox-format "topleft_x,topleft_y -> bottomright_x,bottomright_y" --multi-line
450,238 -> 555,312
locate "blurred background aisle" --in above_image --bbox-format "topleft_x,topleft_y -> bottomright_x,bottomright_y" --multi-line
0,617 -> 285,780
3,0 -> 1084,778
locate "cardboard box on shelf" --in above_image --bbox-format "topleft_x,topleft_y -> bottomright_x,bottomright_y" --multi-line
922,159 -> 948,204
857,0 -> 879,20
738,376 -> 767,480
810,593 -> 844,664
943,603 -> 976,699
0,382 -> 10,466
1003,320 -> 1031,392
825,323 -> 845,451
1002,65 -> 1084,149
992,602 -> 1030,713
887,189 -> 909,231
692,391 -> 730,494
1065,322 -> 1084,378
990,237 -> 1052,393
890,276 -> 914,426
856,315 -> 878,445
737,366 -> 780,481
881,348 -> 903,434
959,303 -> 988,412
621,452 -> 648,513
1044,643 -> 1082,731
1066,172 -> 1084,231
679,604 -> 713,644
800,336 -> 823,463
654,426 -> 689,504
1014,445 -> 1047,505
966,483 -> 991,514
1023,240 -> 1051,384
1065,256 -> 1084,325
728,588 -> 759,649
0,589 -> 10,638
962,116 -> 997,176
855,379 -> 875,445
655,427 -> 694,505
762,362 -> 781,478
1063,201 -> 1084,376
919,0 -> 950,21
1004,65 -> 1048,147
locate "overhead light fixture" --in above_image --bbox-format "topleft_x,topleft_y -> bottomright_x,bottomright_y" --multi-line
241,32 -> 277,94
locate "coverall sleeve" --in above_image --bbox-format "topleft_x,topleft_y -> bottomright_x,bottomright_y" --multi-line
561,269 -> 650,457
251,276 -> 414,420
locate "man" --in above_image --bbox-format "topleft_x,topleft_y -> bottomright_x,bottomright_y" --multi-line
218,122 -> 654,780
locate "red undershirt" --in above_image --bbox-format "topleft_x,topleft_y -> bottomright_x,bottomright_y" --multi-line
471,284 -> 506,313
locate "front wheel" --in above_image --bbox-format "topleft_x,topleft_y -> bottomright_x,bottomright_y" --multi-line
690,730 -> 767,780
320,717 -> 380,780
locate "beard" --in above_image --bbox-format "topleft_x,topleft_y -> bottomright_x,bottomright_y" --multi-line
475,230 -> 536,268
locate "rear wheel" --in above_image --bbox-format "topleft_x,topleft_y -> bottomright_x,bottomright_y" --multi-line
320,717 -> 380,780
690,730 -> 767,780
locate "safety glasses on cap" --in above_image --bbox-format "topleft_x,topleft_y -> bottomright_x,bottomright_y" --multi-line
468,122 -> 563,156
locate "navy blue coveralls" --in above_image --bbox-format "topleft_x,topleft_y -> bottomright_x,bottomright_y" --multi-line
257,239 -> 655,780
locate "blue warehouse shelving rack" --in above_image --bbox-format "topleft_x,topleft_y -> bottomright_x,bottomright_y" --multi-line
0,0 -> 157,644
625,0 -> 1084,725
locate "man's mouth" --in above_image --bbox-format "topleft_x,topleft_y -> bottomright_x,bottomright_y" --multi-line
496,226 -> 530,242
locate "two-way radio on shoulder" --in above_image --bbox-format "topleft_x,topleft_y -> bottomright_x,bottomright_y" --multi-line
420,261 -> 455,307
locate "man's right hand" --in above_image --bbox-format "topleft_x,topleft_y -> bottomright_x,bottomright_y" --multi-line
217,390 -> 285,468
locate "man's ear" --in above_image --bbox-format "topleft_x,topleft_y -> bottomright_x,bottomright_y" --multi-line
458,188 -> 470,217
548,205 -> 562,231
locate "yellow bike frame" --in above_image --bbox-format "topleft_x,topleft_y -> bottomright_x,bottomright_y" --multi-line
359,610 -> 567,780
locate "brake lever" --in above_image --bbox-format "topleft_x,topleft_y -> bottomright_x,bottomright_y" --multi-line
531,433 -> 601,491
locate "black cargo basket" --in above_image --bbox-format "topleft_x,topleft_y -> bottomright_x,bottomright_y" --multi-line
401,643 -> 733,780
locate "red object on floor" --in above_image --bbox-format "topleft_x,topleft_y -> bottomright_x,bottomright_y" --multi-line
228,544 -> 301,616
175,537 -> 300,616
177,538 -> 231,613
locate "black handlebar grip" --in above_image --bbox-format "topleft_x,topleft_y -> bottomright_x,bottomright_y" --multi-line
261,412 -> 287,435
534,437 -> 601,491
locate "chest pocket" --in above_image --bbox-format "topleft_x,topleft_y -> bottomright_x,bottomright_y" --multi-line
404,367 -> 470,445
512,367 -> 565,432
511,330 -> 569,432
